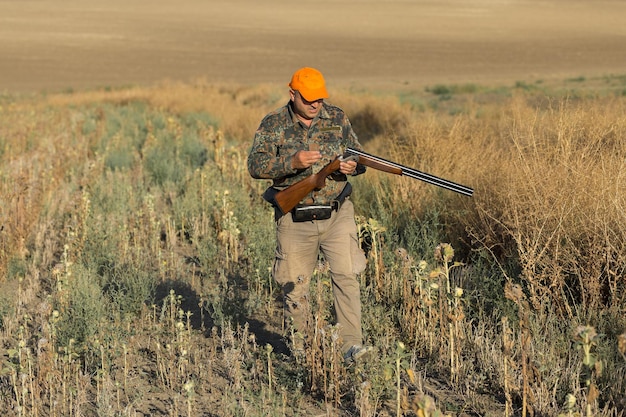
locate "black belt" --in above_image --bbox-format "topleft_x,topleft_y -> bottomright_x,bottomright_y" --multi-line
265,183 -> 353,221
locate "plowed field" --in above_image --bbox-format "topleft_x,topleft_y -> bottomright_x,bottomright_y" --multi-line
2,0 -> 625,93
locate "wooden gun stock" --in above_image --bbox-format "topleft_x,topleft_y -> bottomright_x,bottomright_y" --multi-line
273,157 -> 343,215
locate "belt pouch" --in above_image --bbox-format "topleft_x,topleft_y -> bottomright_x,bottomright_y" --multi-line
292,205 -> 333,222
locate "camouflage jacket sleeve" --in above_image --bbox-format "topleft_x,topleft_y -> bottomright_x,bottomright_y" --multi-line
247,104 -> 299,181
247,101 -> 364,205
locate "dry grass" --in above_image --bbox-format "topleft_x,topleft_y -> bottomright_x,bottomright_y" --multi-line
465,94 -> 626,313
1,78 -> 625,416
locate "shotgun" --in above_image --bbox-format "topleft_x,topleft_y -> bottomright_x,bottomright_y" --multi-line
272,147 -> 473,215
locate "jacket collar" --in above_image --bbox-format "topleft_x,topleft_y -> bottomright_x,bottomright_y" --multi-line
286,101 -> 329,127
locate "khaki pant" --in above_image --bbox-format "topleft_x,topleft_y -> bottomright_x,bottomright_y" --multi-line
273,199 -> 366,352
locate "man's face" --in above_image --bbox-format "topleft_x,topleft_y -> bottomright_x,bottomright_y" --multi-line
290,90 -> 323,122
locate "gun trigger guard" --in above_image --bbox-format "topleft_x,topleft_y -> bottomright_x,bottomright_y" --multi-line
339,154 -> 358,163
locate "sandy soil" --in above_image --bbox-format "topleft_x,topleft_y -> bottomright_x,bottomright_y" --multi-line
1,0 -> 625,94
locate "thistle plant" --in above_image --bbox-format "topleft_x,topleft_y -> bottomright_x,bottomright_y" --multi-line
265,344 -> 274,399
5,316 -> 33,416
356,216 -> 387,300
573,325 -> 601,417
504,282 -> 531,417
433,243 -> 465,383
501,316 -> 515,417
559,393 -> 577,417
183,379 -> 195,417
394,341 -> 411,417
216,190 -> 240,270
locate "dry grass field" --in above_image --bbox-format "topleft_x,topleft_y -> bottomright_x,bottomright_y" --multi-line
1,0 -> 626,94
1,1 -> 626,416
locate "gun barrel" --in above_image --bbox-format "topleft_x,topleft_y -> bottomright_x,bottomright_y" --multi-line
346,148 -> 473,197
400,168 -> 473,196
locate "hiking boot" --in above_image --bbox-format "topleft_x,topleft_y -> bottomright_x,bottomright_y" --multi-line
343,345 -> 374,365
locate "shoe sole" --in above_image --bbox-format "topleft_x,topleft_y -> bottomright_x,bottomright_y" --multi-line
345,346 -> 374,364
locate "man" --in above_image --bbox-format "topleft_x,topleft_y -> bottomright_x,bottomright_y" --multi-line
247,67 -> 372,364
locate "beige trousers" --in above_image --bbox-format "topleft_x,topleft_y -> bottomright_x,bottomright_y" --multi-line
273,199 -> 365,352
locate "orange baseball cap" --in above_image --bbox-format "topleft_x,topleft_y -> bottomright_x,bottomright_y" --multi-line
288,67 -> 329,101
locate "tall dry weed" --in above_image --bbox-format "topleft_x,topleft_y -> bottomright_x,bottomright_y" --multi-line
468,95 -> 626,314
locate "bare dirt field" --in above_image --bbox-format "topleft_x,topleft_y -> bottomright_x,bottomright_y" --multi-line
1,0 -> 625,95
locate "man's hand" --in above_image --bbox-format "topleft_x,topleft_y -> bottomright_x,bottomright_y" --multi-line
338,159 -> 357,175
292,150 -> 322,169
292,150 -> 357,175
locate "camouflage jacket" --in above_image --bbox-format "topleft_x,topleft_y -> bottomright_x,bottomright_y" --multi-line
247,101 -> 364,206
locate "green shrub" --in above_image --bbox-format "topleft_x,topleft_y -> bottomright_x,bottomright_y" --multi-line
55,265 -> 107,347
